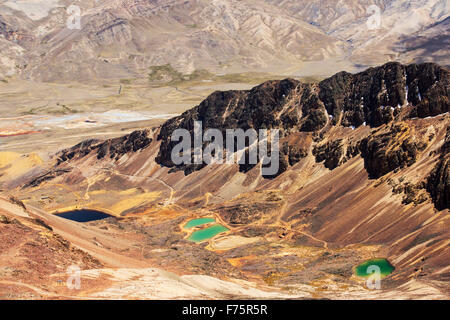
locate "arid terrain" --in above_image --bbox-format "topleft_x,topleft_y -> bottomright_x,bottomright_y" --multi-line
1,61 -> 449,299
0,0 -> 449,300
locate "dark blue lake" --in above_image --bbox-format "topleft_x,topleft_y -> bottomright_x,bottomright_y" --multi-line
55,209 -> 112,222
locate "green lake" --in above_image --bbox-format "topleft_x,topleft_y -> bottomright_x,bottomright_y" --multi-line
184,217 -> 216,229
188,224 -> 229,243
355,258 -> 395,278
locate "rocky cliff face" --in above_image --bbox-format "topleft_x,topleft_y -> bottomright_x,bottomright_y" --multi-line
427,126 -> 450,210
57,130 -> 152,164
319,62 -> 449,127
44,62 -> 448,210
155,78 -> 312,175
313,139 -> 345,170
156,62 -> 449,178
359,123 -> 423,179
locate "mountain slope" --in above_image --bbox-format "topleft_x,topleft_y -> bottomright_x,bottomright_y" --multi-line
2,62 -> 448,299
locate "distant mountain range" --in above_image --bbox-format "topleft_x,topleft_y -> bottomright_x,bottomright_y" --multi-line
0,0 -> 448,81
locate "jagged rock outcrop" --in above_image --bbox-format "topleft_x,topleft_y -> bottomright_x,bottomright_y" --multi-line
57,139 -> 101,164
406,63 -> 449,118
287,142 -> 309,166
390,179 -> 428,206
312,139 -> 345,170
319,62 -> 449,127
96,130 -> 152,160
155,62 -> 448,177
426,127 -> 450,210
58,130 -> 152,164
346,142 -> 361,159
23,169 -> 72,188
47,63 -> 448,181
156,78 -> 318,176
427,159 -> 449,210
237,133 -> 310,176
312,138 -> 361,170
360,123 -> 420,179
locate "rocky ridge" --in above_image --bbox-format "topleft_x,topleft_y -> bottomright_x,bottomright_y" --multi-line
57,129 -> 152,164
155,62 -> 448,179
52,62 -> 449,209
426,126 -> 450,210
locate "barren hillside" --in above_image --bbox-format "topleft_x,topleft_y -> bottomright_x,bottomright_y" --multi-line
1,62 -> 448,299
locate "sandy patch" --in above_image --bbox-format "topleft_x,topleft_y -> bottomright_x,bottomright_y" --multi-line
79,267 -> 309,299
210,235 -> 262,250
0,151 -> 42,181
